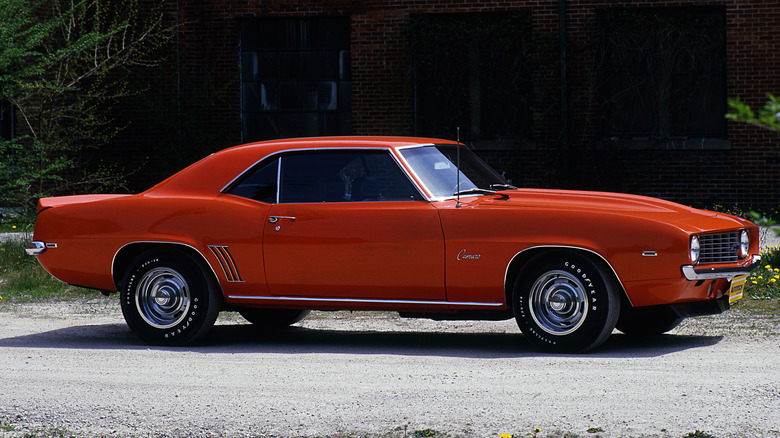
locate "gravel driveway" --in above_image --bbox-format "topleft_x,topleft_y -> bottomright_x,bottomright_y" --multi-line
0,299 -> 778,438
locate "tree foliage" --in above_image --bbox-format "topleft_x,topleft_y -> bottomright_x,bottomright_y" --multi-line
727,94 -> 780,132
0,0 -> 173,210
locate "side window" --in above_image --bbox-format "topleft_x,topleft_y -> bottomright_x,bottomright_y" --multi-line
279,150 -> 423,203
225,158 -> 279,203
355,154 -> 424,201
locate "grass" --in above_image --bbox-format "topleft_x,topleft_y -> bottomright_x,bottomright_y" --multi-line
0,223 -> 29,233
746,245 -> 780,299
737,243 -> 780,317
683,431 -> 716,438
0,206 -> 34,233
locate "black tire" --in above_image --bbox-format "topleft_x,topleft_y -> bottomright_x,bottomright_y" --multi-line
120,249 -> 221,346
238,308 -> 311,329
513,251 -> 620,353
616,305 -> 683,336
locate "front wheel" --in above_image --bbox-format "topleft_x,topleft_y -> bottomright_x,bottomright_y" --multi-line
513,251 -> 620,353
120,249 -> 221,346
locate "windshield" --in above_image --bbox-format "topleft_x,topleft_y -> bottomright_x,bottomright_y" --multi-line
399,145 -> 508,199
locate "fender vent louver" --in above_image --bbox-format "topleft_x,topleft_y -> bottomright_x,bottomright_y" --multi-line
208,245 -> 244,282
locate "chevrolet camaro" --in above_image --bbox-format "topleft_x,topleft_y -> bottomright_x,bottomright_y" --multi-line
27,136 -> 760,352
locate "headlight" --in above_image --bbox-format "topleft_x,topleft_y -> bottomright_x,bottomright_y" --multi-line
739,229 -> 750,259
690,235 -> 700,265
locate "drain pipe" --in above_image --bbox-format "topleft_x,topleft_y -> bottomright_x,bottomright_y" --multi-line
176,0 -> 182,149
558,0 -> 569,184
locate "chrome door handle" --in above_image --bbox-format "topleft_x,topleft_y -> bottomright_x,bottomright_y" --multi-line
269,216 -> 296,223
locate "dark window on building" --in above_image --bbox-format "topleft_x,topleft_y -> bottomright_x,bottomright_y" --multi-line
240,18 -> 351,142
0,100 -> 13,140
407,12 -> 533,149
597,7 -> 727,148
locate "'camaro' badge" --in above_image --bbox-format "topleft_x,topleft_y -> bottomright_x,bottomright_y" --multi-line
457,249 -> 481,260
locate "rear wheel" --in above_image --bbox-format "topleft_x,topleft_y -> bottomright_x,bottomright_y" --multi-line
239,308 -> 310,329
513,251 -> 620,353
120,249 -> 220,346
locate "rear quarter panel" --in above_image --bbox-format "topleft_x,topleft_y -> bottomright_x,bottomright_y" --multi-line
33,193 -> 270,294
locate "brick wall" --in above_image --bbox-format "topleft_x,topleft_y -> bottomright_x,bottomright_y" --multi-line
127,0 -> 779,206
557,0 -> 780,206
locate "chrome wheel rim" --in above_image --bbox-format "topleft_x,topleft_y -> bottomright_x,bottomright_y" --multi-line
529,270 -> 588,336
135,267 -> 191,329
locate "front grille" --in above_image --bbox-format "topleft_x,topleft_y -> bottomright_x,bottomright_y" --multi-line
698,232 -> 740,264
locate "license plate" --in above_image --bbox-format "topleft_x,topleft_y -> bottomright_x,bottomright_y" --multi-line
728,274 -> 748,303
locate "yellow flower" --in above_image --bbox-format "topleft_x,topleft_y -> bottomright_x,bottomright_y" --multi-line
11,225 -> 15,229
752,280 -> 758,284
774,268 -> 779,272
499,434 -> 513,438
765,265 -> 772,270
759,276 -> 764,279
770,278 -> 776,283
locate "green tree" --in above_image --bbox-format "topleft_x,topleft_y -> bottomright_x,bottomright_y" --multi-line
727,95 -> 780,230
727,94 -> 780,132
0,0 -> 172,210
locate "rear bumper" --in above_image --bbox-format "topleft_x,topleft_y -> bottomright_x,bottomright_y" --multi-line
26,241 -> 57,255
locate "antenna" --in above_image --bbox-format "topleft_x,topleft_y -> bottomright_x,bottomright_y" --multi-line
456,127 -> 461,208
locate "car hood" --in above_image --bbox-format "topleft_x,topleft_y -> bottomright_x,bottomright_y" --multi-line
486,188 -> 753,233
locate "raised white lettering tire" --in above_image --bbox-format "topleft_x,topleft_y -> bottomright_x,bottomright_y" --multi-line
120,249 -> 220,345
513,251 -> 620,353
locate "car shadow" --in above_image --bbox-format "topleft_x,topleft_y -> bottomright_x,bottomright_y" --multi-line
0,322 -> 724,358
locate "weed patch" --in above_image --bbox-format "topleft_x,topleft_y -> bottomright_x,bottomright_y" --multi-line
745,245 -> 780,306
685,430 -> 716,438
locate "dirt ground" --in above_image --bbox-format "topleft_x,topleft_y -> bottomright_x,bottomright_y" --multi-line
0,298 -> 778,438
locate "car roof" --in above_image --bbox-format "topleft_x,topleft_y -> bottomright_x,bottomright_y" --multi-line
225,136 -> 457,156
144,136 -> 457,196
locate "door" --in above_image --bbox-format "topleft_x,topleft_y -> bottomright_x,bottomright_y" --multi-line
262,150 -> 446,300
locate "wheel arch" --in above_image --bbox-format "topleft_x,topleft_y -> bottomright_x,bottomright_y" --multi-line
112,242 -> 223,295
504,245 -> 630,311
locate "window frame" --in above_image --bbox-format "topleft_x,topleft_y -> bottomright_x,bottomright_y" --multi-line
406,11 -> 534,151
222,148 -> 427,204
239,17 -> 352,142
595,6 -> 729,150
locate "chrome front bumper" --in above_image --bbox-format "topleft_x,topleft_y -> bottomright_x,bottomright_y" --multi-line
682,255 -> 761,281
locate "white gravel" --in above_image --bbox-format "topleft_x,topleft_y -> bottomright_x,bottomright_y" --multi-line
0,298 -> 778,438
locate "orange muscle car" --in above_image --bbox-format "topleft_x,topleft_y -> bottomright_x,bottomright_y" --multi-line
27,137 -> 760,352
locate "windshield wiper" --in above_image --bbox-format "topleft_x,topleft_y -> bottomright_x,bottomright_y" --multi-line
489,183 -> 518,190
454,188 -> 510,199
